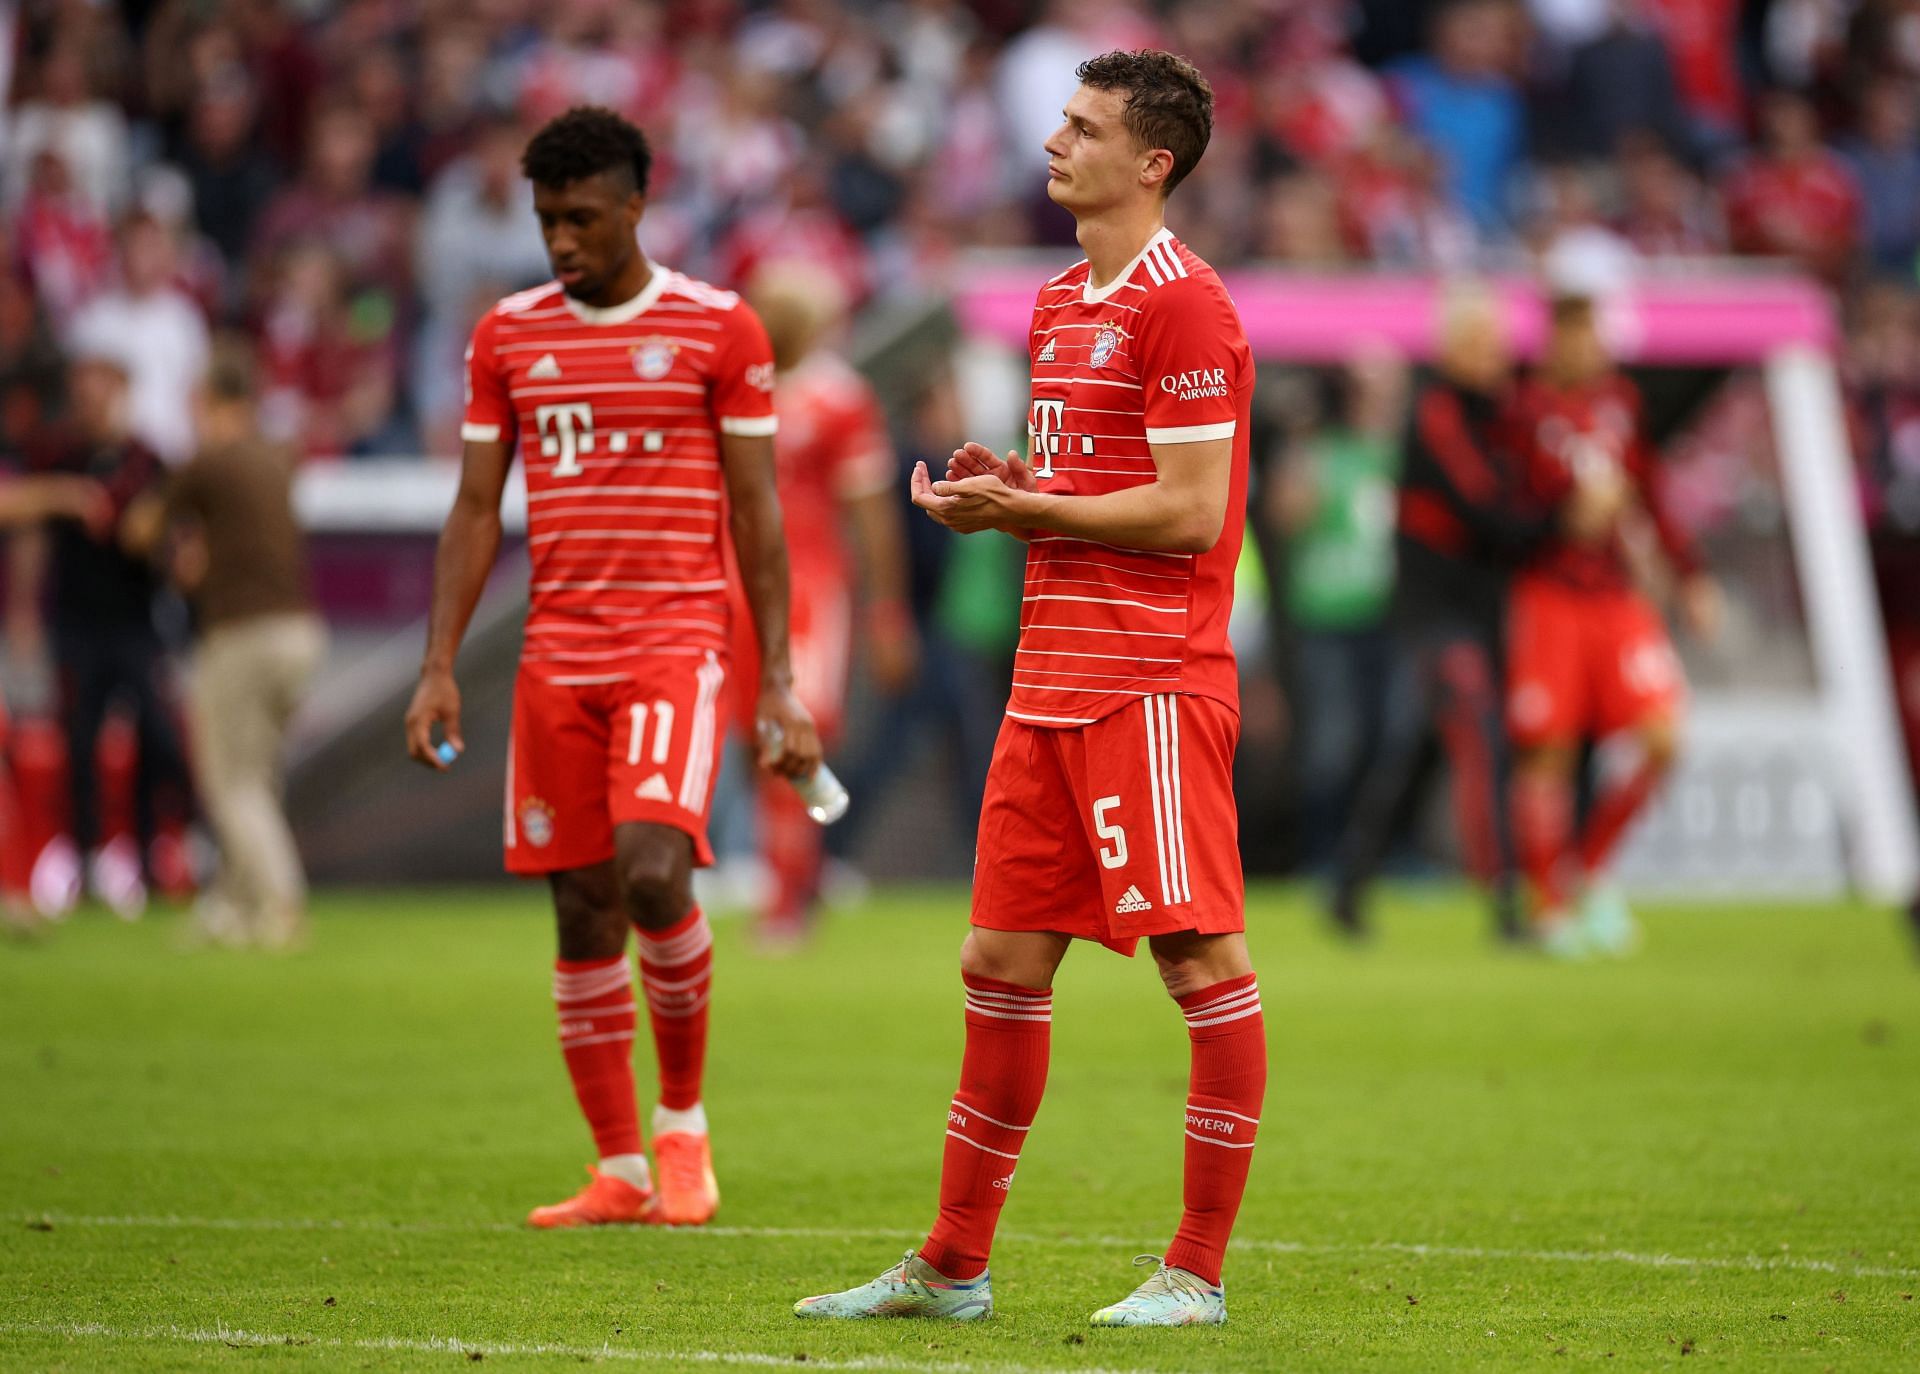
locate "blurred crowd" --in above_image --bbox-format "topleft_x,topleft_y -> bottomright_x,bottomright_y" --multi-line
3,0 -> 1920,464
1,0 -> 1919,932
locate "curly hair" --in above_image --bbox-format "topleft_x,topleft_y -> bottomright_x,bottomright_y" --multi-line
520,106 -> 652,196
1074,50 -> 1213,194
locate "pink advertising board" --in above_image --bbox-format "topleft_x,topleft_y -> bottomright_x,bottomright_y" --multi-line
954,267 -> 1837,365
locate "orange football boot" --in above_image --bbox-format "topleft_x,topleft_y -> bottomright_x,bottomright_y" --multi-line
648,1132 -> 720,1225
526,1167 -> 654,1228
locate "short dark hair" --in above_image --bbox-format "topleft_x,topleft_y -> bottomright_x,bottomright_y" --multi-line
1074,50 -> 1213,194
521,106 -> 651,196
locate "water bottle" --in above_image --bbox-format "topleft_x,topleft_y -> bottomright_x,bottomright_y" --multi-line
757,721 -> 850,825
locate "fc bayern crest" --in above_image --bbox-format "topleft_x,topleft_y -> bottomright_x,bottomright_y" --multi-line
518,798 -> 555,848
1090,327 -> 1119,368
632,339 -> 678,381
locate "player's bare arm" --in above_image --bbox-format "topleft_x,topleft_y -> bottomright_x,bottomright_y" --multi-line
721,429 -> 823,779
915,435 -> 1232,555
404,435 -> 511,770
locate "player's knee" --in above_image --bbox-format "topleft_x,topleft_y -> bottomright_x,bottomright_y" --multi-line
616,844 -> 691,930
550,874 -> 625,961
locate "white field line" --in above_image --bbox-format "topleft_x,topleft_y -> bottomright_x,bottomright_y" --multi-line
0,1320 -> 1138,1374
18,1213 -> 1920,1281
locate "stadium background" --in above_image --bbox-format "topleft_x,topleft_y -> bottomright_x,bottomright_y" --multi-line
4,3 -> 1920,1370
4,0 -> 1915,897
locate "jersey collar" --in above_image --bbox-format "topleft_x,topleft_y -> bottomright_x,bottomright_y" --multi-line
564,264 -> 673,325
1083,226 -> 1174,306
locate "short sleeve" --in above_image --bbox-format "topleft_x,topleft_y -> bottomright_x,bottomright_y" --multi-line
1135,278 -> 1244,446
709,302 -> 778,438
460,309 -> 513,446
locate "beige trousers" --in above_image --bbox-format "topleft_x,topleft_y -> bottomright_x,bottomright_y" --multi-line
188,613 -> 326,940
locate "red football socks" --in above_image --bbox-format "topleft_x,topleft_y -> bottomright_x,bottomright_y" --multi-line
919,973 -> 1052,1281
1165,974 -> 1266,1285
1579,756 -> 1665,877
1513,766 -> 1575,916
636,906 -> 713,1112
552,956 -> 642,1158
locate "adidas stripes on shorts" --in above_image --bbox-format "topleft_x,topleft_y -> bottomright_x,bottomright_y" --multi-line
969,693 -> 1245,956
505,652 -> 730,875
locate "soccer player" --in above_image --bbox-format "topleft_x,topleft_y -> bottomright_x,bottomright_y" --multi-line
795,51 -> 1261,1327
1506,289 -> 1720,956
730,264 -> 917,949
403,108 -> 820,1227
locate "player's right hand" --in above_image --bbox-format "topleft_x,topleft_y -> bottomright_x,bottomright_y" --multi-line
405,670 -> 463,771
947,441 -> 1037,492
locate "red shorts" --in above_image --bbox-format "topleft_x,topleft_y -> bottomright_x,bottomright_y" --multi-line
970,693 -> 1244,957
1507,576 -> 1685,748
505,651 -> 730,875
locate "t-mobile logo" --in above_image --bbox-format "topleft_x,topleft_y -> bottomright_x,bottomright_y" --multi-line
1029,398 -> 1092,479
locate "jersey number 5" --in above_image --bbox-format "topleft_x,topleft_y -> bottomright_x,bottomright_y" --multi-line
536,402 -> 595,477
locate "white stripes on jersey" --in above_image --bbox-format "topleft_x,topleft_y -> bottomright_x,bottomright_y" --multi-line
1141,239 -> 1189,287
678,652 -> 726,809
1143,694 -> 1191,907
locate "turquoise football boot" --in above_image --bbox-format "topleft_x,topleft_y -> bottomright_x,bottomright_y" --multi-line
794,1251 -> 992,1320
1089,1255 -> 1225,1327
1578,881 -> 1642,958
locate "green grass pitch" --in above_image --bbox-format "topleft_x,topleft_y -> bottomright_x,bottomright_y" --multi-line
3,885 -> 1918,1371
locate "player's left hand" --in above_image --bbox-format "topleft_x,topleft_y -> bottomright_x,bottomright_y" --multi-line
1680,573 -> 1724,644
911,464 -> 1035,535
756,682 -> 823,779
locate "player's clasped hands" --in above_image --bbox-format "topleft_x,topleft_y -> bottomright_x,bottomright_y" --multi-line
910,442 -> 1038,535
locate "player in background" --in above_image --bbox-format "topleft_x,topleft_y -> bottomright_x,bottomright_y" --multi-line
1328,288 -> 1549,942
798,50 -> 1261,1328
1506,286 -> 1721,957
403,108 -> 820,1228
730,264 -> 917,950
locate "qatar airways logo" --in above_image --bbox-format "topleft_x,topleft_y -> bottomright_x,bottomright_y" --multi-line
1162,367 -> 1229,401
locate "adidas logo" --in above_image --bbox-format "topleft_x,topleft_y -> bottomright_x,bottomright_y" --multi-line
1037,338 -> 1056,363
1115,884 -> 1152,914
635,773 -> 673,802
528,353 -> 562,380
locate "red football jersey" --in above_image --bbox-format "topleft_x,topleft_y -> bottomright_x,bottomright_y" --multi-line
462,271 -> 777,684
1508,372 -> 1698,593
1011,229 -> 1253,727
772,351 -> 893,587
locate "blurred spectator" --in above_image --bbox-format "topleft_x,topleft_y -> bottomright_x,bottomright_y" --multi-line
0,256 -> 66,454
252,242 -> 399,459
1333,125 -> 1478,269
1838,76 -> 1920,277
175,73 -> 281,269
1385,0 -> 1527,230
1614,130 -> 1726,256
19,350 -> 193,919
67,213 -> 211,464
1638,0 -> 1745,153
1258,170 -> 1350,265
157,340 -> 324,948
3,41 -> 131,219
1555,2 -> 1693,163
1723,89 -> 1863,286
1844,282 -> 1920,792
12,149 -> 114,327
252,103 -> 415,327
1274,352 -> 1414,870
